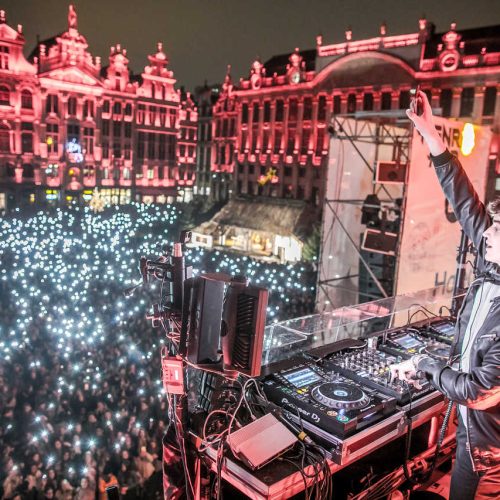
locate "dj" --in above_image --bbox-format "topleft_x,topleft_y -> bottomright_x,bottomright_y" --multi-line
390,91 -> 500,499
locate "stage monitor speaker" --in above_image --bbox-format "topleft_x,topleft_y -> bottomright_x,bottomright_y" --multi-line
361,229 -> 398,256
183,275 -> 225,364
222,282 -> 268,377
375,161 -> 407,184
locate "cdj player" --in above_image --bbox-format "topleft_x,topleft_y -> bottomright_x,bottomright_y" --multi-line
379,328 -> 450,361
421,318 -> 455,346
263,362 -> 396,438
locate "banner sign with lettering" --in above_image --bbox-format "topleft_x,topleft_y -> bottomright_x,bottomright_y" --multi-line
396,117 -> 492,296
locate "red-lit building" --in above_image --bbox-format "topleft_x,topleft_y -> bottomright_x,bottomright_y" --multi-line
209,20 -> 500,206
0,6 -> 197,212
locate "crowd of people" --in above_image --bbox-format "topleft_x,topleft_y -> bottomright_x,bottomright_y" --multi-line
0,203 -> 316,499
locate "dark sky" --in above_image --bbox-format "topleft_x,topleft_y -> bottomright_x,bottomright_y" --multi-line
3,0 -> 500,91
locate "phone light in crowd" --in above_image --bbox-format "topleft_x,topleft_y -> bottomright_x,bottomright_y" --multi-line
461,123 -> 475,156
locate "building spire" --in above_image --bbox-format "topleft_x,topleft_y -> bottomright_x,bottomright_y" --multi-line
68,4 -> 78,31
0,10 -> 6,24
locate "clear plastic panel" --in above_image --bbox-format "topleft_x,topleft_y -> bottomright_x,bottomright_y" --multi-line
262,285 -> 462,366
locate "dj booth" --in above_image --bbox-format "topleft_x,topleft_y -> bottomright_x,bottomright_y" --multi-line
177,286 -> 459,500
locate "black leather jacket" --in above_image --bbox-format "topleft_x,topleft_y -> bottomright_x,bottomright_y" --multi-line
416,150 -> 500,472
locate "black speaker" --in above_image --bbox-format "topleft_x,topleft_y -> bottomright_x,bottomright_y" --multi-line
361,229 -> 398,255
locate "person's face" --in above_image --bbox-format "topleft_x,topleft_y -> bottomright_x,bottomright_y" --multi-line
483,215 -> 500,266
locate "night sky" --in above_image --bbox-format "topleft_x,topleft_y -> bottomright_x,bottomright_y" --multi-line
3,0 -> 500,92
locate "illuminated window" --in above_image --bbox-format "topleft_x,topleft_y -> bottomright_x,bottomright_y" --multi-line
21,90 -> 33,109
0,192 -> 6,210
0,46 -> 9,70
102,167 -> 109,179
83,165 -> 94,178
46,94 -> 58,114
68,97 -> 77,116
0,123 -> 10,152
46,123 -> 59,154
147,167 -> 154,180
0,85 -> 10,105
123,168 -> 130,180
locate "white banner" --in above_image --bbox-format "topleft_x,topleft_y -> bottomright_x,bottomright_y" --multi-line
396,118 -> 492,296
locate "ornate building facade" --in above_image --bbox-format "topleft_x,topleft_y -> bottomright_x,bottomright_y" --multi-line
210,20 -> 500,206
0,6 -> 197,212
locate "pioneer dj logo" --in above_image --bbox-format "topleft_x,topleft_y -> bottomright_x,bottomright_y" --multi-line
311,413 -> 320,423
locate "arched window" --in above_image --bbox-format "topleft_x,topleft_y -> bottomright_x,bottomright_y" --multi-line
21,89 -> 33,109
0,85 -> 10,105
0,123 -> 10,152
113,101 -> 122,114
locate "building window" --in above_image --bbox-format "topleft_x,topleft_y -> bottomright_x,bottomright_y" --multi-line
333,95 -> 341,115
440,89 -> 452,117
301,128 -> 310,155
83,100 -> 94,118
46,123 -> 59,154
124,103 -> 132,116
21,90 -> 33,109
252,103 -> 260,123
264,101 -> 271,122
148,133 -> 156,159
0,123 -> 10,152
159,134 -> 166,160
0,45 -> 9,70
123,167 -> 131,180
102,120 -> 111,137
381,92 -> 392,110
240,130 -> 248,153
46,94 -> 58,114
347,93 -> 357,114
363,93 -> 374,111
303,97 -> 313,120
83,127 -> 94,155
275,100 -> 284,121
124,122 -> 132,138
483,87 -> 497,116
460,88 -> 475,117
286,128 -> 295,155
273,129 -> 282,154
81,165 -> 93,178
288,99 -> 298,122
21,122 -> 34,153
113,121 -> 121,137
147,167 -> 154,180
113,101 -> 122,115
0,85 -> 10,105
102,143 -> 109,159
67,124 -> 80,142
317,96 -> 327,121
149,106 -> 156,124
399,90 -> 410,109
68,97 -> 77,116
103,100 -> 110,113
241,103 -> 249,123
113,142 -> 121,158
315,127 -> 325,156
46,163 -> 59,178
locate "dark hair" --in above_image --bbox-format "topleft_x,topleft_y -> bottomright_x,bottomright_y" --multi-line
487,197 -> 500,217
